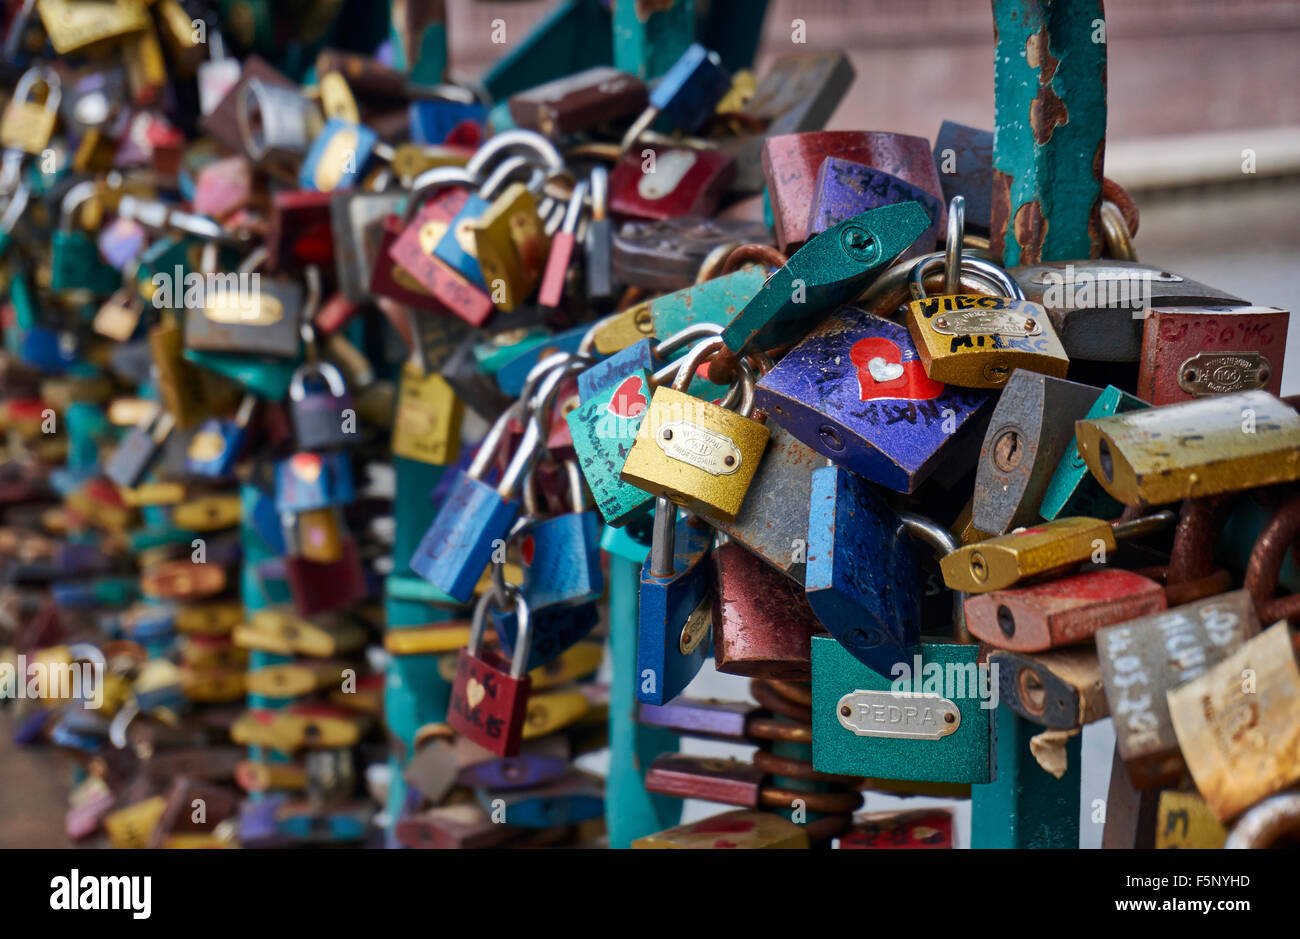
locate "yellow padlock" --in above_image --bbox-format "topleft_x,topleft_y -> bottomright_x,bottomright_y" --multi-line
0,66 -> 61,154
472,181 -> 550,312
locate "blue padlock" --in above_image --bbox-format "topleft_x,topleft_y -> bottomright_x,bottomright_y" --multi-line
410,99 -> 488,145
636,500 -> 714,706
805,464 -> 921,677
273,450 -> 355,513
518,462 -> 604,610
495,601 -> 600,673
299,118 -> 380,192
186,395 -> 255,478
495,323 -> 589,397
409,400 -> 542,604
621,43 -> 731,150
433,191 -> 493,289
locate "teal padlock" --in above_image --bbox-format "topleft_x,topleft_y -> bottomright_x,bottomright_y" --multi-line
650,266 -> 769,339
50,181 -> 121,294
810,635 -> 995,784
184,349 -> 301,400
1039,384 -> 1148,520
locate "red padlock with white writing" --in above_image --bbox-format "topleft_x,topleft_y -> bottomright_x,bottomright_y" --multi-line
448,589 -> 535,757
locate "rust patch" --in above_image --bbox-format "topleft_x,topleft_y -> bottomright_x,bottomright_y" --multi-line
989,170 -> 1013,258
633,0 -> 675,22
1013,200 -> 1047,264
1025,28 -> 1066,146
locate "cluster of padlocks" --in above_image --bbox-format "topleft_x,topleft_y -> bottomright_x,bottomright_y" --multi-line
0,0 -> 1296,851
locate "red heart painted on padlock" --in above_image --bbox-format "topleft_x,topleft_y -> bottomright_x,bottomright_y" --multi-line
607,375 -> 647,417
849,336 -> 944,402
689,817 -> 756,835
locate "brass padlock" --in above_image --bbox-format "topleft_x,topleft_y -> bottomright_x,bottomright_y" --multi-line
1,66 -> 62,155
391,315 -> 464,466
620,336 -> 770,523
473,181 -> 550,313
907,253 -> 1069,389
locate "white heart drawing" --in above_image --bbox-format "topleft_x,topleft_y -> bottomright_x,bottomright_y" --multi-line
867,356 -> 904,382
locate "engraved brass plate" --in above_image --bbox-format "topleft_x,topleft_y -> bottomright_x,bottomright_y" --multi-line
655,421 -> 742,476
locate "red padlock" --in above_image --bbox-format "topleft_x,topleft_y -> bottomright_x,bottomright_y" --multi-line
609,144 -> 735,221
448,589 -> 534,757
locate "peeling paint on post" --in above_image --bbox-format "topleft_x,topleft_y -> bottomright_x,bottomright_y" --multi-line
991,0 -> 1106,266
613,0 -> 695,81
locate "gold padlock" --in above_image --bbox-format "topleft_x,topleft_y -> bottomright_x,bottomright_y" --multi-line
392,316 -> 464,466
591,301 -> 656,355
1,66 -> 62,155
173,495 -> 242,531
906,252 -> 1069,389
473,181 -> 550,312
620,336 -> 770,523
35,0 -> 151,55
294,506 -> 345,564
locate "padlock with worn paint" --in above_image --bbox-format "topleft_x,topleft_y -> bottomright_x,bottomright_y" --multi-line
636,500 -> 714,706
992,646 -> 1107,729
1075,390 -> 1300,507
289,360 -> 356,450
1039,385 -> 1147,521
907,252 -> 1070,390
756,310 -> 991,493
649,265 -> 770,341
472,181 -> 550,312
538,180 -> 587,309
810,633 -> 993,784
392,326 -> 464,467
965,567 -> 1167,651
839,808 -> 956,849
386,186 -> 495,324
808,157 -> 943,262
186,395 -> 255,478
763,130 -> 944,254
1012,261 -> 1249,363
507,66 -> 647,138
517,464 -> 603,610
608,143 -> 736,221
1165,621 -> 1300,821
448,591 -> 535,758
612,216 -> 772,293
633,808 -> 811,849
1137,305 -> 1288,405
1095,590 -> 1255,789
619,42 -> 731,150
712,542 -> 821,679
299,118 -> 380,193
722,201 -> 931,359
620,338 -> 769,523
184,247 -> 303,359
972,370 -> 1102,534
932,120 -> 994,238
940,511 -> 1175,594
496,602 -> 599,674
804,464 -> 920,675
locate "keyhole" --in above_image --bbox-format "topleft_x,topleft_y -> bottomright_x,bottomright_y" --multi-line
992,430 -> 1023,472
1098,438 -> 1114,482
996,604 -> 1016,638
1018,668 -> 1047,715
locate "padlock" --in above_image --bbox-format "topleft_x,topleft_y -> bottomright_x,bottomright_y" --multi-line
612,216 -> 772,293
274,450 -> 355,513
332,190 -> 404,302
299,118 -> 381,193
1012,261 -> 1249,363
804,464 -> 920,675
448,589 -> 535,758
289,360 -> 357,450
810,633 -> 993,784
1136,305 -> 1288,405
620,338 -> 769,524
1039,385 -> 1147,521
991,647 -> 1107,729
508,65 -> 647,138
51,181 -> 120,294
965,568 -> 1167,651
495,602 -> 600,674
839,809 -> 956,849
710,420 -> 822,584
197,30 -> 242,117
907,249 -> 1070,390
1223,792 -> 1300,848
632,809 -> 811,849
933,120 -> 994,238
608,144 -> 736,221
971,369 -> 1103,534
712,542 -> 821,679
642,752 -> 858,815
1095,589 -> 1255,789
940,511 -> 1175,594
184,245 -> 304,359
174,494 -> 243,531
236,609 -> 367,657
538,180 -> 588,309
756,309 -> 992,493
808,157 -> 943,262
584,165 -> 614,302
619,43 -> 731,151
763,130 -> 944,254
283,534 -> 366,618
567,364 -> 656,526
409,396 -> 543,603
104,406 -> 174,488
471,772 -> 604,829
1075,390 -> 1300,507
518,463 -> 604,610
186,395 -> 256,478
1,66 -> 61,155
472,181 -> 550,312
392,319 -> 464,466
636,499 -> 714,706
1168,622 -> 1300,820
291,506 -> 346,564
237,76 -> 323,162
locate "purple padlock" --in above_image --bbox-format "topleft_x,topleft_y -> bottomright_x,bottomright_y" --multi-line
808,157 -> 944,262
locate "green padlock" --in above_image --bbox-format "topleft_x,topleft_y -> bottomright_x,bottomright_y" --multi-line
183,349 -> 301,400
650,265 -> 769,340
810,635 -> 995,784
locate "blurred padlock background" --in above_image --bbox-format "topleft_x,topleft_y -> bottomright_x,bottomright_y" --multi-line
2,0 -> 1298,847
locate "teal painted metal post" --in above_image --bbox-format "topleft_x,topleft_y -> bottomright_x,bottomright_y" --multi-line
481,0 -> 613,102
613,0 -> 695,81
390,0 -> 448,85
990,0 -> 1106,265
696,0 -> 768,73
606,554 -> 681,847
972,705 -> 1081,848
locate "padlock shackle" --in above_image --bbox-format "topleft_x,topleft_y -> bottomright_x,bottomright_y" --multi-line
402,165 -> 478,224
288,359 -> 348,401
561,179 -> 588,235
649,497 -> 678,578
587,165 -> 608,221
900,513 -> 969,643
670,337 -> 727,392
0,178 -> 30,234
59,180 -> 99,232
478,154 -> 545,200
944,195 -> 966,296
909,253 -> 1023,302
497,414 -> 543,497
12,65 -> 61,112
467,399 -> 524,481
655,322 -> 723,362
465,129 -> 564,183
